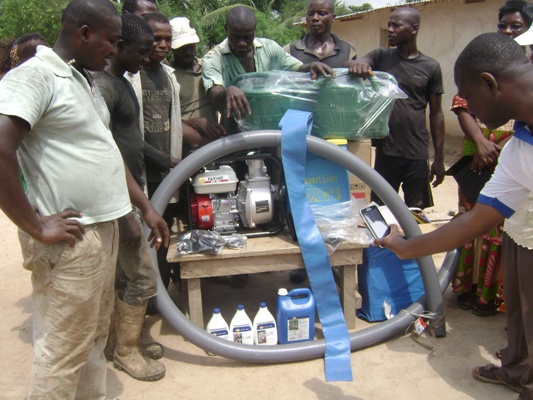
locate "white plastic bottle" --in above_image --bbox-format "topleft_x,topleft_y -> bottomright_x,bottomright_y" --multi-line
253,302 -> 278,345
229,304 -> 254,345
206,308 -> 230,341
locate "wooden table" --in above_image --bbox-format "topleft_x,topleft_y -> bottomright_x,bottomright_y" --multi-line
167,233 -> 366,330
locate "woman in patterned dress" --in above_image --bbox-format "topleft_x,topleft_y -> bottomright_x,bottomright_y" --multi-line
450,1 -> 533,316
451,94 -> 513,316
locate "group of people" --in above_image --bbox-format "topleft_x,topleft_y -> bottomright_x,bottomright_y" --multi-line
376,2 -> 533,400
2,0 -> 533,398
450,0 -> 533,320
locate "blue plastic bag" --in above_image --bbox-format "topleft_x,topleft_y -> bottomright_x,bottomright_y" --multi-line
357,246 -> 425,322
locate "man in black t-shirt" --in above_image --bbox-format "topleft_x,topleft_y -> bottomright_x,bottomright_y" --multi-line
346,7 -> 445,209
94,13 -> 166,382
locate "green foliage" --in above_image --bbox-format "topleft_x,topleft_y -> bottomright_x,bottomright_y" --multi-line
276,0 -> 307,29
157,1 -> 305,55
0,0 -> 123,44
348,3 -> 373,13
198,5 -> 232,54
255,10 -> 304,49
335,2 -> 373,16
156,0 -> 192,18
0,0 -> 69,44
0,0 -> 347,55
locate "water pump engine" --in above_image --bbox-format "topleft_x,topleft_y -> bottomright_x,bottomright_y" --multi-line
190,159 -> 278,234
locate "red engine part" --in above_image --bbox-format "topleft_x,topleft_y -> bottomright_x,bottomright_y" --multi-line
190,193 -> 214,229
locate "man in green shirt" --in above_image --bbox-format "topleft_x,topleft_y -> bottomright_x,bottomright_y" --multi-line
202,6 -> 334,133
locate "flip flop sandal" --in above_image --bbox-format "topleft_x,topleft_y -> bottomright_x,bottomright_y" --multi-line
472,301 -> 499,317
472,364 -> 522,393
457,291 -> 477,310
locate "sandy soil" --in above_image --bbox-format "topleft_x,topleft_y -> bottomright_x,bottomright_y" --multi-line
0,147 -> 517,400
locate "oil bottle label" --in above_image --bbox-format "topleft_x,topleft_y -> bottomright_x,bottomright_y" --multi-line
232,325 -> 253,344
209,329 -> 229,340
287,316 -> 310,341
256,322 -> 276,344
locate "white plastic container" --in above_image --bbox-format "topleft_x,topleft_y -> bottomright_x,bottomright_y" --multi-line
253,302 -> 278,345
206,308 -> 230,341
229,304 -> 254,345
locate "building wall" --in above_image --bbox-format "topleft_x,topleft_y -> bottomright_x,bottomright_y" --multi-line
332,0 -> 507,147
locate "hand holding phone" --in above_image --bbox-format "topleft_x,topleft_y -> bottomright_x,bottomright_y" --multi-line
359,204 -> 391,240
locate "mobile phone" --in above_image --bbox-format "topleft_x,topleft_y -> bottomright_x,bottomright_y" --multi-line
359,204 -> 391,240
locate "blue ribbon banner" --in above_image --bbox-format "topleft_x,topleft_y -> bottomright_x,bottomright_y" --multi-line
280,109 -> 353,381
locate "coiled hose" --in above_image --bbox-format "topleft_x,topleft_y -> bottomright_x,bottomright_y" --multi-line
146,131 -> 460,362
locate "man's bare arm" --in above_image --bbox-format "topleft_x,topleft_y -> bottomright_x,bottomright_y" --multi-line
123,164 -> 169,250
0,114 -> 85,246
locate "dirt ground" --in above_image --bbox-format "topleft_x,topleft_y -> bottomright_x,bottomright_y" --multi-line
0,147 -> 518,400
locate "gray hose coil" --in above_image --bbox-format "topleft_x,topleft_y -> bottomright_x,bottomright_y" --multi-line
146,130 -> 459,362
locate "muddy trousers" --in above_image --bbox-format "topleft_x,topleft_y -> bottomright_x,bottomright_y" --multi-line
115,207 -> 158,306
19,220 -> 119,400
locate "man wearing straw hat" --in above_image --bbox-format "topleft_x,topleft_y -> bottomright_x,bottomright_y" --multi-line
170,16 -> 225,152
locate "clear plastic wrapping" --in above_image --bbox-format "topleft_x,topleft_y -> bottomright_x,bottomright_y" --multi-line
310,197 -> 374,255
176,230 -> 248,255
314,70 -> 407,139
233,71 -> 317,134
233,69 -> 407,139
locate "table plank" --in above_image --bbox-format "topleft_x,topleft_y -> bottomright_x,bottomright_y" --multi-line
179,249 -> 361,278
168,233 -> 365,263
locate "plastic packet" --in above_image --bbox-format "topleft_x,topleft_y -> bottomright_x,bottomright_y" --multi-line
310,197 -> 374,255
313,70 -> 408,139
176,230 -> 225,255
225,233 -> 247,249
176,230 -> 248,255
